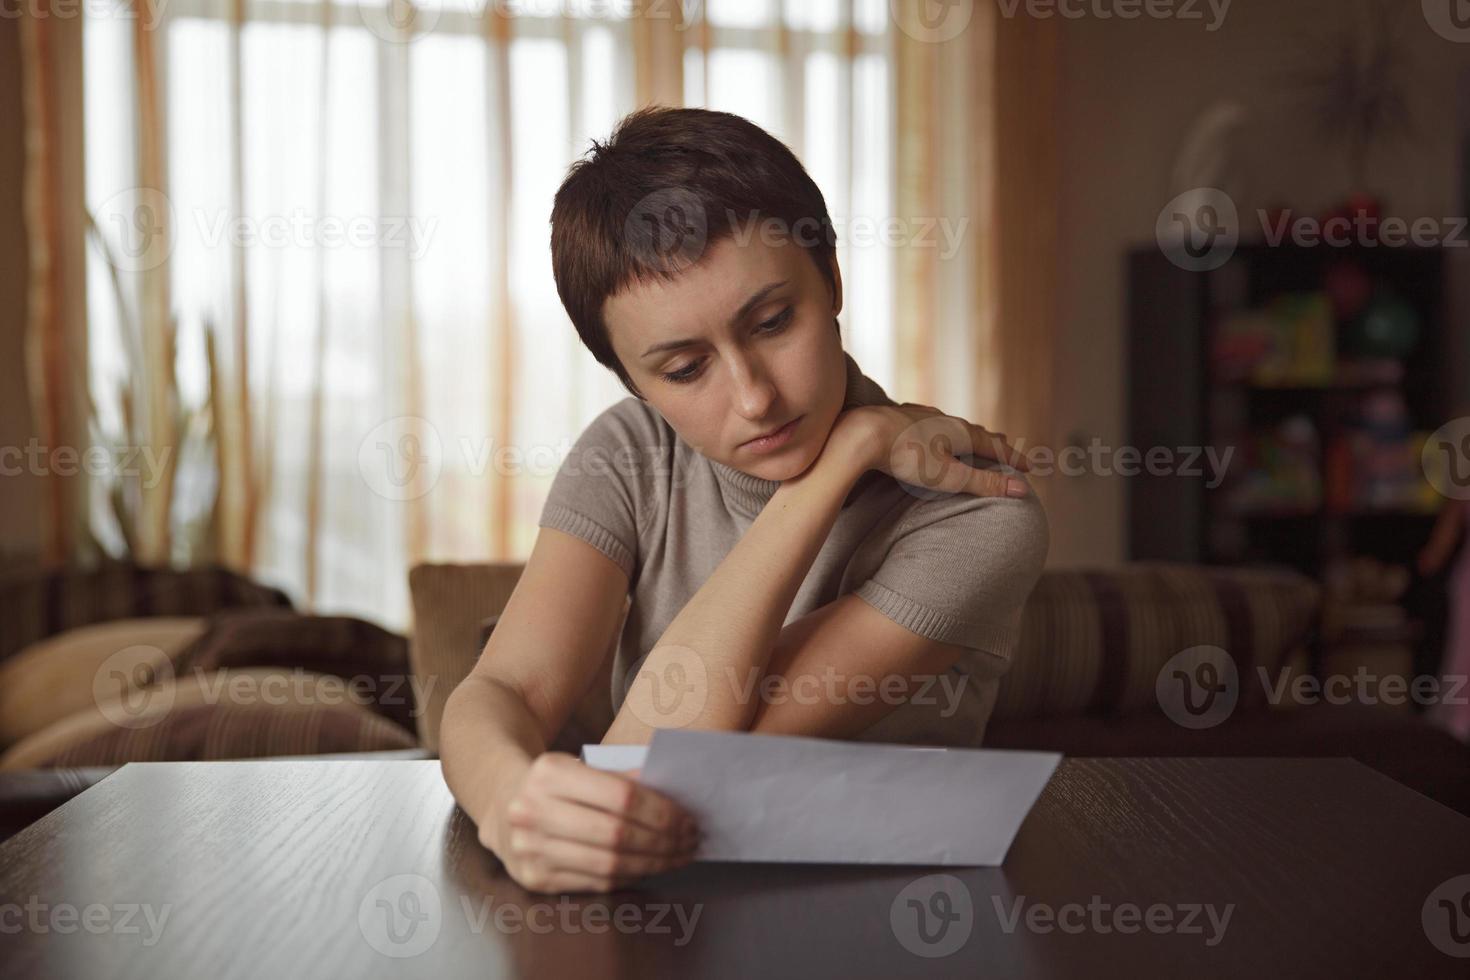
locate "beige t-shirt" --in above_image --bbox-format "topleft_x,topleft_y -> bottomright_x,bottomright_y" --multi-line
536,350 -> 1049,746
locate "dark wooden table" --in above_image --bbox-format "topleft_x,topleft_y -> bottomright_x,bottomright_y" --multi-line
2,757 -> 1468,979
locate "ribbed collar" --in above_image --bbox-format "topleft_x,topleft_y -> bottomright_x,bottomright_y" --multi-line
706,350 -> 895,516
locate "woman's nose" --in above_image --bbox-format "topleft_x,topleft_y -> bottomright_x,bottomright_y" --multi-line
728,357 -> 777,418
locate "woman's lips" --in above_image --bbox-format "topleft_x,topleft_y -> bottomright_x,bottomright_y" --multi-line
741,416 -> 802,454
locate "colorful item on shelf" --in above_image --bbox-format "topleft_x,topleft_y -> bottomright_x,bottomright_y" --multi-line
1211,292 -> 1335,386
1323,259 -> 1372,320
1322,392 -> 1438,514
1353,293 -> 1420,360
1224,414 -> 1322,514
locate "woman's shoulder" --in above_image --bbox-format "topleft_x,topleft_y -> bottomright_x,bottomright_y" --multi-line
881,456 -> 1050,568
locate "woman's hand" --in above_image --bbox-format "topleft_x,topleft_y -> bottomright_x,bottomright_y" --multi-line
832,403 -> 1032,498
482,752 -> 700,894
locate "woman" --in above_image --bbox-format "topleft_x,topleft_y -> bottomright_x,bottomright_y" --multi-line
440,107 -> 1049,894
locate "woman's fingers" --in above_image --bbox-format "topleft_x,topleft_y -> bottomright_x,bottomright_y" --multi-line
512,792 -> 696,857
513,831 -> 697,880
534,753 -> 695,837
970,425 -> 1031,472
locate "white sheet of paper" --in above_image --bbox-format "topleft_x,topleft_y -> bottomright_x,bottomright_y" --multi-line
583,729 -> 1061,866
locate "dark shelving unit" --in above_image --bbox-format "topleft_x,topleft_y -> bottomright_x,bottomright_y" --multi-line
1127,242 -> 1468,578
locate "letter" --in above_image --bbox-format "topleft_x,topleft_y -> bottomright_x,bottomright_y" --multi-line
1115,445 -> 1141,476
525,903 -> 553,934
723,665 -> 762,706
672,903 -> 703,946
1206,0 -> 1231,31
1025,902 -> 1055,931
848,673 -> 875,704
410,675 -> 438,717
1204,903 -> 1234,947
1256,666 -> 1293,706
495,902 -> 523,931
790,673 -> 821,706
643,903 -> 671,934
1175,445 -> 1203,477
1322,672 -> 1351,706
112,903 -> 138,934
722,208 -> 761,248
938,672 -> 969,717
460,895 -> 492,932
141,903 -> 172,948
1057,902 -> 1086,934
195,667 -> 231,704
1175,903 -> 1201,935
1203,446 -> 1235,489
139,445 -> 174,491
991,895 -> 1025,932
909,673 -> 939,707
1259,208 -> 1292,247
879,673 -> 907,705
0,903 -> 20,934
1444,217 -> 1469,249
1145,445 -> 1172,476
614,904 -> 641,933
1441,674 -> 1468,706
82,903 -> 110,934
1411,217 -> 1439,249
51,903 -> 77,934
1115,902 -> 1140,933
939,217 -> 969,261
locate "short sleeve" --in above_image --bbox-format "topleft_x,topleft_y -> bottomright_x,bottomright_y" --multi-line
536,397 -> 664,582
852,462 -> 1049,667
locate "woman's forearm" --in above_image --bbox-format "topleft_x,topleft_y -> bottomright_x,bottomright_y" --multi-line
604,435 -> 868,742
439,675 -> 543,849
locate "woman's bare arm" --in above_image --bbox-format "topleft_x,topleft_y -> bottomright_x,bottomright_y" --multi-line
439,528 -> 698,892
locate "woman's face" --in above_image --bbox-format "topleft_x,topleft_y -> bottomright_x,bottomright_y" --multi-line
602,235 -> 847,481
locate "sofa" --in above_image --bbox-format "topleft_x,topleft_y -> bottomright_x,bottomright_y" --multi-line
3,558 -> 1467,843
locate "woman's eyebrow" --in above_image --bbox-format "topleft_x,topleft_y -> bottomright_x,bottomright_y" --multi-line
639,279 -> 790,359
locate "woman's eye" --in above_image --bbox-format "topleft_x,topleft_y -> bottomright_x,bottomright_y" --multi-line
662,360 -> 703,384
759,307 -> 794,333
660,309 -> 792,385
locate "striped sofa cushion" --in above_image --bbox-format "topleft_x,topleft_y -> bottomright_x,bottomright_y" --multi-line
0,563 -> 293,664
993,562 -> 1322,721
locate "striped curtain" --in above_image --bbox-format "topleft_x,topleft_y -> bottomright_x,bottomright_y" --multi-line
20,0 -> 1058,628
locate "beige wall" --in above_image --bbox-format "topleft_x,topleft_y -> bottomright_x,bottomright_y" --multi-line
1048,1 -> 1470,566
0,14 -> 42,563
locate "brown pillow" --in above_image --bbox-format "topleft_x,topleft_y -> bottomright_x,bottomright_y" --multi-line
0,667 -> 416,769
177,610 -> 415,731
0,618 -> 207,748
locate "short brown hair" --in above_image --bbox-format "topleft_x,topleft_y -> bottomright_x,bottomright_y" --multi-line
550,105 -> 838,400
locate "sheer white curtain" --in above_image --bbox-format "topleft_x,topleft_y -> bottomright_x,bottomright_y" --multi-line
80,0 -> 901,628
